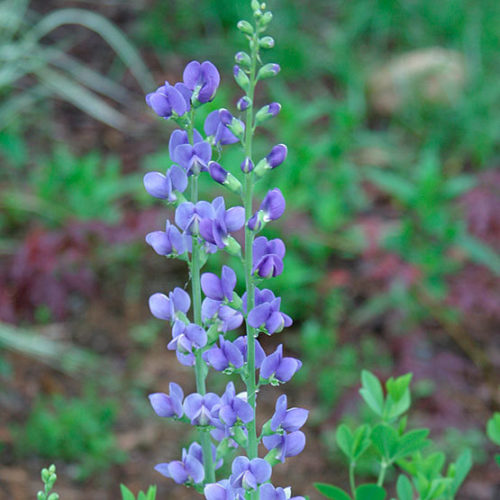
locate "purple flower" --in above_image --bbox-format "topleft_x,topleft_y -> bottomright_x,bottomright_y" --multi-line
154,442 -> 205,484
208,162 -> 242,194
261,345 -> 302,382
253,236 -> 285,278
183,60 -> 220,103
169,129 -> 203,161
148,382 -> 184,418
233,336 -> 266,369
270,395 -> 308,432
230,457 -> 272,490
204,110 -> 242,145
174,141 -> 212,175
241,157 -> 254,173
263,430 -> 306,462
167,320 -> 207,354
143,164 -> 188,200
204,480 -> 244,500
201,266 -> 237,301
212,382 -> 253,427
175,200 -> 214,234
202,335 -> 244,371
146,82 -> 187,119
199,197 -> 245,249
146,220 -> 189,256
266,144 -> 287,168
183,392 -> 221,426
149,287 -> 190,321
255,103 -> 281,125
246,289 -> 292,334
248,189 -> 286,231
259,484 -> 305,500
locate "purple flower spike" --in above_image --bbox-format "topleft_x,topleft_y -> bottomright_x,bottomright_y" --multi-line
262,430 -> 306,462
183,60 -> 220,103
230,457 -> 272,490
154,444 -> 205,484
203,335 -> 244,371
149,287 -> 190,321
146,82 -> 187,119
261,188 -> 286,221
261,345 -> 302,382
148,382 -> 184,418
253,236 -> 286,278
270,394 -> 309,432
183,392 -> 221,426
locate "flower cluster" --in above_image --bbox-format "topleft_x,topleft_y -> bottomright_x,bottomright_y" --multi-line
143,2 -> 307,498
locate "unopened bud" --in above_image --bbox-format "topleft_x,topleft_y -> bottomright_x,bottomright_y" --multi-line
237,96 -> 252,111
235,51 -> 252,68
257,63 -> 280,80
255,102 -> 281,125
224,236 -> 242,257
208,162 -> 242,194
241,157 -> 254,173
233,65 -> 250,91
260,11 -> 273,25
259,36 -> 275,49
237,20 -> 253,35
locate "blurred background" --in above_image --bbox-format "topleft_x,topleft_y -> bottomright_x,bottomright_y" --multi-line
0,0 -> 499,498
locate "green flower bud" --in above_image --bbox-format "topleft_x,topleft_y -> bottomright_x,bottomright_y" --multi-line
233,426 -> 249,447
37,492 -> 45,500
207,324 -> 219,344
260,11 -> 273,26
224,236 -> 242,257
48,494 -> 59,500
233,65 -> 250,91
237,20 -> 253,35
259,36 -> 275,49
234,51 -> 252,68
257,63 -> 280,80
264,448 -> 282,466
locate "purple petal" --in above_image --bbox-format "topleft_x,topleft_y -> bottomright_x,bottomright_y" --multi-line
149,293 -> 172,321
221,266 -> 236,300
201,273 -> 224,300
268,238 -> 286,258
276,357 -> 301,382
249,458 -> 272,483
193,141 -> 212,165
165,85 -> 187,116
154,463 -> 172,478
282,408 -> 309,432
169,165 -> 188,193
203,347 -> 229,371
183,393 -> 203,419
223,339 -> 244,368
146,230 -> 172,256
174,144 -> 194,171
174,82 -> 192,111
172,287 -> 191,313
271,394 -> 288,431
248,303 -> 271,328
266,311 -> 284,334
233,398 -> 253,423
183,60 -> 201,89
147,91 -> 172,118
144,171 -> 169,199
148,393 -> 175,418
204,110 -> 220,136
231,456 -> 250,476
285,431 -> 306,457
261,188 -> 286,221
169,129 -> 189,161
201,298 -> 221,321
225,206 -> 245,231
185,455 -> 205,483
260,350 -> 280,379
186,323 -> 207,348
204,484 -> 228,500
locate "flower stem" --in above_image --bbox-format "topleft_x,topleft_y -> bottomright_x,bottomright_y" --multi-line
377,461 -> 388,487
349,462 -> 356,496
188,118 -> 215,484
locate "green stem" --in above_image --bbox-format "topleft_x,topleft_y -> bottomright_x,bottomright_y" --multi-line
349,462 -> 356,496
377,461 -> 388,487
188,117 -> 215,484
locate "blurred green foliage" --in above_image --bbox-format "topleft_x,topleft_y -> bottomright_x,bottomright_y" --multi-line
12,388 -> 126,480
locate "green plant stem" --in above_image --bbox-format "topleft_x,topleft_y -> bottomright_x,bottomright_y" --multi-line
188,117 -> 215,484
377,461 -> 388,487
349,462 -> 356,495
242,29 -> 259,500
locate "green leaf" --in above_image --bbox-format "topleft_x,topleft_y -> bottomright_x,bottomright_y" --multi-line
371,424 -> 399,461
393,429 -> 430,460
495,454 -> 500,467
146,485 -> 157,500
396,475 -> 413,500
315,483 -> 352,500
355,484 -> 386,500
386,374 -> 412,403
336,424 -> 354,459
351,425 -> 372,460
487,413 -> 500,445
364,169 -> 415,204
360,370 -> 385,417
120,485 -> 135,500
449,449 -> 472,495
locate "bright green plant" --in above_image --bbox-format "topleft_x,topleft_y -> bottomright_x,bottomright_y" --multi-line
120,484 -> 157,500
315,371 -> 472,500
0,0 -> 154,129
486,412 -> 500,467
37,464 -> 59,500
14,388 -> 126,480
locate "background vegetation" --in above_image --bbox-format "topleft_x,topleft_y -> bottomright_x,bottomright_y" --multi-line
0,0 -> 498,498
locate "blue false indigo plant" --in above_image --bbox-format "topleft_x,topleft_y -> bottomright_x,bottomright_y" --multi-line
143,1 -> 307,498
37,464 -> 59,500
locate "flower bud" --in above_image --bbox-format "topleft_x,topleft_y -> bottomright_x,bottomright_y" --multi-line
251,0 -> 261,10
237,20 -> 254,35
224,236 -> 242,257
267,143 -> 287,167
259,36 -> 275,49
235,51 -> 252,68
260,11 -> 273,25
257,63 -> 280,80
241,157 -> 254,173
233,65 -> 250,91
208,161 -> 242,194
255,102 -> 281,125
237,96 -> 252,111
